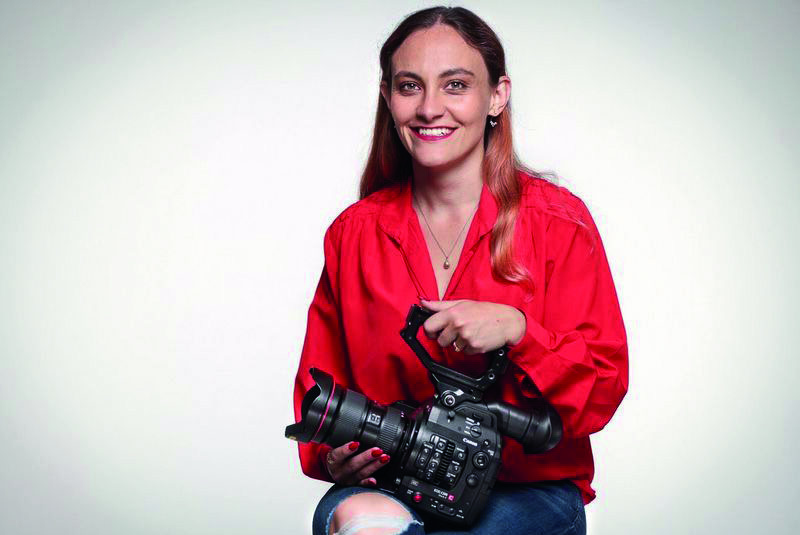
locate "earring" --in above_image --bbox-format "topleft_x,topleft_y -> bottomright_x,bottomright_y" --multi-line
489,116 -> 497,128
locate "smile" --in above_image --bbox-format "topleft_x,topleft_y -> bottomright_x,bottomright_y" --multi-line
411,127 -> 456,141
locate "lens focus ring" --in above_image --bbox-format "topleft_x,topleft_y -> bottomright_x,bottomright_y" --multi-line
328,390 -> 367,446
376,407 -> 403,455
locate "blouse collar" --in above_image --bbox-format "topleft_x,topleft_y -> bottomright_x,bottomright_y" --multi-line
377,179 -> 498,249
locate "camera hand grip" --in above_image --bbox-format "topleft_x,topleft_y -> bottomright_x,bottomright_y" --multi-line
400,304 -> 509,402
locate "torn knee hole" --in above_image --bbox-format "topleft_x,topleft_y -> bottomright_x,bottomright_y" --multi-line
330,494 -> 420,535
332,513 -> 422,535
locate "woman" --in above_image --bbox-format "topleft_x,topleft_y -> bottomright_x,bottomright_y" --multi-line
292,6 -> 628,535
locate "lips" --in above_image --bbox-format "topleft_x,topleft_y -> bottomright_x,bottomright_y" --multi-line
411,127 -> 456,141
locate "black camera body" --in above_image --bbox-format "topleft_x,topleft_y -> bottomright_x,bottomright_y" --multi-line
372,397 -> 503,524
286,304 -> 562,527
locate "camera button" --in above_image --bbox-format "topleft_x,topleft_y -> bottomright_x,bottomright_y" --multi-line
437,504 -> 455,516
472,451 -> 489,469
466,474 -> 479,487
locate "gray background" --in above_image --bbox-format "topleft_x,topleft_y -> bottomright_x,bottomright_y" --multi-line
1,1 -> 798,533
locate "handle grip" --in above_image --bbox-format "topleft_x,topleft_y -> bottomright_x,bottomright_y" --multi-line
399,304 -> 510,402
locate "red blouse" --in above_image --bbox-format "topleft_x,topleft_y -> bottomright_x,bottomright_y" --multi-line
291,172 -> 628,505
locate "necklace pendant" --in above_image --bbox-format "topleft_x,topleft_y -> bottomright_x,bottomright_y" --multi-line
443,259 -> 451,269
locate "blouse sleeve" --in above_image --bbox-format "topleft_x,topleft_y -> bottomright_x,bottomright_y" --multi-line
507,199 -> 628,439
291,220 -> 352,482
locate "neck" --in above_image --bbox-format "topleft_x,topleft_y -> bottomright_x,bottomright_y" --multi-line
410,144 -> 484,215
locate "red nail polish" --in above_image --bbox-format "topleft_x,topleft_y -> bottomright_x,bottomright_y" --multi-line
371,449 -> 383,458
348,442 -> 359,451
380,454 -> 390,464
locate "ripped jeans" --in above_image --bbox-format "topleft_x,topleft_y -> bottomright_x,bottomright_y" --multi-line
312,479 -> 586,535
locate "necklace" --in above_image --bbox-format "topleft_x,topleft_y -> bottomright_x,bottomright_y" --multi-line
413,188 -> 480,270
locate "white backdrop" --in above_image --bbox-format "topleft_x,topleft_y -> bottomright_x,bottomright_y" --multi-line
1,1 -> 798,534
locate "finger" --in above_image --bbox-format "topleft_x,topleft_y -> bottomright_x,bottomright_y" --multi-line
463,343 -> 479,355
423,310 -> 451,339
327,441 -> 360,467
349,453 -> 391,483
340,447 -> 383,476
359,477 -> 377,487
420,299 -> 461,311
340,448 -> 385,484
436,324 -> 459,348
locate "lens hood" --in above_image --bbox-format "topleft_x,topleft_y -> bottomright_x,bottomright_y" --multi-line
285,367 -> 337,443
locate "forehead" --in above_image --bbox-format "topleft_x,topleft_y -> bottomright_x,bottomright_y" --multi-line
391,24 -> 487,80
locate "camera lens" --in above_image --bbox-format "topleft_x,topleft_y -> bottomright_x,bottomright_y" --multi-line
286,368 -> 410,456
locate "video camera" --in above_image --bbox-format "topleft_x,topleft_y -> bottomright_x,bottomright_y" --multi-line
286,304 -> 562,526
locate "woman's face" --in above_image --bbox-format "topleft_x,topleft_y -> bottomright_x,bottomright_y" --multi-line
380,24 -> 510,171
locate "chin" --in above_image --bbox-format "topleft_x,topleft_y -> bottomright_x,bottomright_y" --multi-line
411,148 -> 458,165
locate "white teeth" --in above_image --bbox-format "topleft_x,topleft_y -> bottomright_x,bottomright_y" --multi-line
418,127 -> 452,136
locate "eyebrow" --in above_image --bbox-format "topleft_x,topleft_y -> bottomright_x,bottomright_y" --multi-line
393,68 -> 476,81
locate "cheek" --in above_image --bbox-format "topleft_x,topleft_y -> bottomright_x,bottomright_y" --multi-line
391,100 -> 416,121
455,100 -> 489,125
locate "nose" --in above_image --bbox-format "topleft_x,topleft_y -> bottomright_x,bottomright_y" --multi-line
416,89 -> 445,123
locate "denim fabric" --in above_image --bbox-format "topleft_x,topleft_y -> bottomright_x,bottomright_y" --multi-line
312,480 -> 585,535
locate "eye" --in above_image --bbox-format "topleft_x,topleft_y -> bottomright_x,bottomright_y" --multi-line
447,80 -> 468,90
398,81 -> 419,92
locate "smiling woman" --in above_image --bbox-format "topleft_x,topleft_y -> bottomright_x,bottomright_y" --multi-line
379,25 -> 509,177
291,6 -> 628,535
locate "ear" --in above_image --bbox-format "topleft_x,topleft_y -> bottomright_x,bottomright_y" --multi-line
489,75 -> 511,117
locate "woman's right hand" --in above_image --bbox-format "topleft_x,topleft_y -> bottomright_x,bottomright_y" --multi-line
324,441 -> 391,486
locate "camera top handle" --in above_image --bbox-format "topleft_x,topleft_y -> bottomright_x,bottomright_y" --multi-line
400,304 -> 509,405
400,304 -> 563,454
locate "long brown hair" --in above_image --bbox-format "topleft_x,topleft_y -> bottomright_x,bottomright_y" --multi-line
359,6 -> 551,297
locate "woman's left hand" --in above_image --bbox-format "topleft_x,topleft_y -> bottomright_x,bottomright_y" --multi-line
419,299 -> 526,355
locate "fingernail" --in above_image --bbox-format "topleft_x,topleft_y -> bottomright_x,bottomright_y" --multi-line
371,449 -> 383,458
348,442 -> 359,451
366,478 -> 377,486
380,454 -> 390,464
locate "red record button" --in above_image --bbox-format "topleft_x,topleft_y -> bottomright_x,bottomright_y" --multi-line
413,492 -> 422,503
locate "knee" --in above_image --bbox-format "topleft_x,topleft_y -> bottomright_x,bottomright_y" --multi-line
329,492 -> 419,535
